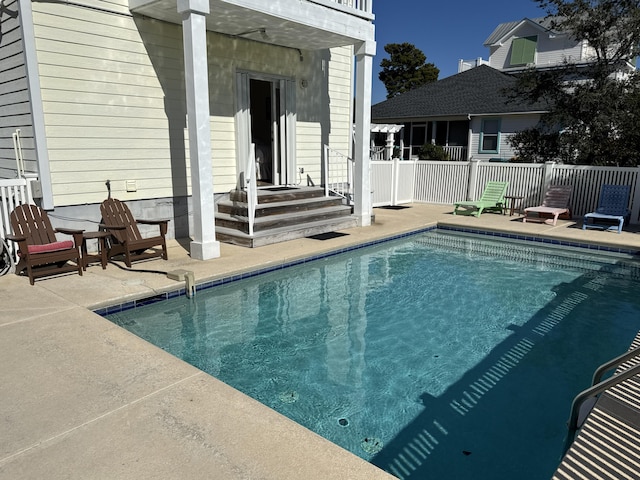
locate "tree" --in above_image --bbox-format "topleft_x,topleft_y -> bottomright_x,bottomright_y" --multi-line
508,0 -> 640,166
379,43 -> 439,99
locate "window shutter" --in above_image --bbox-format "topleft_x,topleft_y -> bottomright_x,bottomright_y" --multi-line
510,36 -> 537,66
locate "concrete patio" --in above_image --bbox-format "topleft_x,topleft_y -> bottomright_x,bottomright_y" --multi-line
2,203 -> 639,479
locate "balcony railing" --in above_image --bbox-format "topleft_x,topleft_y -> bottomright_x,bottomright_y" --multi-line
443,146 -> 468,161
313,0 -> 373,16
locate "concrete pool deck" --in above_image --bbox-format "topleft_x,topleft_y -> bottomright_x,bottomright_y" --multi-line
2,203 -> 639,479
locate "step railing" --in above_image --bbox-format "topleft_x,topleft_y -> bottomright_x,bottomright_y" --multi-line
323,145 -> 354,205
563,347 -> 640,453
244,144 -> 258,236
370,146 -> 385,160
442,145 -> 468,161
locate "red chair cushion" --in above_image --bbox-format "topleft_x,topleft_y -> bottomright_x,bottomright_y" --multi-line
27,240 -> 75,254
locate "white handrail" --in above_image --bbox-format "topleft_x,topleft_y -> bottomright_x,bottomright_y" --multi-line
12,129 -> 25,178
245,144 -> 258,237
323,145 -> 329,197
564,361 -> 640,453
323,145 -> 354,204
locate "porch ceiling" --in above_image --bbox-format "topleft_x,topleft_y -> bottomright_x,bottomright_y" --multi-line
129,0 -> 370,50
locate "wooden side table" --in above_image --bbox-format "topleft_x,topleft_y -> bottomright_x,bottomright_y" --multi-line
81,231 -> 110,271
503,195 -> 524,216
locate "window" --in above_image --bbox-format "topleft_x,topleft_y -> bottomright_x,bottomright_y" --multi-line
480,119 -> 500,153
510,36 -> 537,66
410,124 -> 426,157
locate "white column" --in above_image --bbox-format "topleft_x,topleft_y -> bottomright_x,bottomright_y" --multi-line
353,41 -> 376,226
178,0 -> 220,260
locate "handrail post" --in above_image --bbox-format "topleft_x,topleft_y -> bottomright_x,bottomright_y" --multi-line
246,144 -> 257,237
323,144 -> 329,197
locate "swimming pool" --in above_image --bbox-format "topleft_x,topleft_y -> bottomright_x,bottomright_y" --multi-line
105,230 -> 640,479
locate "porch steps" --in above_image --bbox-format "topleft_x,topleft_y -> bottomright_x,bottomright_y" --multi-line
215,186 -> 357,248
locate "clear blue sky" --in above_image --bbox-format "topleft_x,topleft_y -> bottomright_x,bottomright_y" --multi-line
371,0 -> 547,104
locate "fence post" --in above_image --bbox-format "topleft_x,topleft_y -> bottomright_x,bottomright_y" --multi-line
542,161 -> 556,196
630,166 -> 640,225
391,157 -> 400,206
467,158 -> 481,200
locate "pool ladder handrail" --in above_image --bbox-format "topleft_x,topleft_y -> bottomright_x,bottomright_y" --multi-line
563,347 -> 640,453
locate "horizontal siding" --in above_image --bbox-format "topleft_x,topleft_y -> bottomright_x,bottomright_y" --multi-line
489,21 -> 583,70
32,1 -> 188,204
30,0 -> 354,204
326,45 -> 353,166
470,114 -> 541,161
0,0 -> 35,178
297,121 -> 323,180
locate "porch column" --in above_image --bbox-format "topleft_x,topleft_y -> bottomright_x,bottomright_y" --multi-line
385,131 -> 394,160
353,41 -> 376,226
177,0 -> 220,260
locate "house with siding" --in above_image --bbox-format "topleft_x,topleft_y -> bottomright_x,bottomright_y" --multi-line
459,16 -> 636,79
371,65 -> 547,162
0,0 -> 376,257
382,15 -> 636,162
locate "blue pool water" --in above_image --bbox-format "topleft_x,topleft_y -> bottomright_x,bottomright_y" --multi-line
105,231 -> 640,479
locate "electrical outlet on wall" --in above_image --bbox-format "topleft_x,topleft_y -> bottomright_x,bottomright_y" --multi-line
126,180 -> 137,192
299,167 -> 304,174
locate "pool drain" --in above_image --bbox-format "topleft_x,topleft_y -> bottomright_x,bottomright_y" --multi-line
278,391 -> 299,404
361,437 -> 383,455
338,418 -> 349,427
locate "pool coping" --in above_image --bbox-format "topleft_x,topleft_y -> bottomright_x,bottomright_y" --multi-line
95,224 -> 640,316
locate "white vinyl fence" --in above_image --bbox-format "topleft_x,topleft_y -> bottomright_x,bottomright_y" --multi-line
371,159 -> 416,207
371,159 -> 640,224
1,178 -> 33,261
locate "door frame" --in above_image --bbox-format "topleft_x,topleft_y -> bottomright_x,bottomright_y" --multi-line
235,71 -> 297,187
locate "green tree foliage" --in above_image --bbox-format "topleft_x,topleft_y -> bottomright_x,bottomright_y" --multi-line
508,0 -> 640,166
418,143 -> 450,161
379,43 -> 439,99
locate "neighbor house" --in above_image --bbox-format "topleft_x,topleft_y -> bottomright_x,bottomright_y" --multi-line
459,16 -> 636,79
0,0 -> 376,256
377,15 -> 636,162
371,65 -> 547,161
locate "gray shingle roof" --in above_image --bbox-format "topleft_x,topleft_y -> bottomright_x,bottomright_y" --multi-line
371,65 -> 547,121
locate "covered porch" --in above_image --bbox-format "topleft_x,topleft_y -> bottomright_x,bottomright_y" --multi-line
128,0 -> 376,259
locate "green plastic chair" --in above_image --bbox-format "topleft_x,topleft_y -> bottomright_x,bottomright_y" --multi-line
453,181 -> 508,217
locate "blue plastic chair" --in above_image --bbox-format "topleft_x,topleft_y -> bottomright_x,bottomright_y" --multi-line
582,185 -> 631,234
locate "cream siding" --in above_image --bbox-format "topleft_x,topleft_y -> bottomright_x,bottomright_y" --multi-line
327,45 -> 354,154
32,2 -> 186,204
30,1 -> 355,205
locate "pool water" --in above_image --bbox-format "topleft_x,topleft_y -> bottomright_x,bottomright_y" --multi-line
106,231 -> 640,479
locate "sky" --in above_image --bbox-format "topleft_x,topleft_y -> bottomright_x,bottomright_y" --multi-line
370,0 -> 547,104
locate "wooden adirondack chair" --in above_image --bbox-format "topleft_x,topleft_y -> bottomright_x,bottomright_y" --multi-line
7,204 -> 84,285
100,198 -> 169,267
